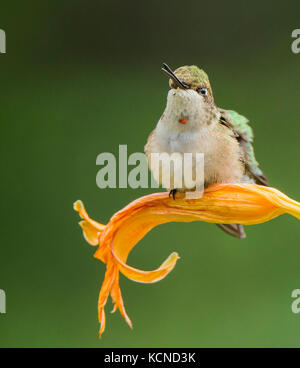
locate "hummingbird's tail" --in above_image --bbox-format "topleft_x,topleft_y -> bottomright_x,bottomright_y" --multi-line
216,223 -> 246,239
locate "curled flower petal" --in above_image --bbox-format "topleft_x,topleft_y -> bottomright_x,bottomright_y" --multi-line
73,184 -> 300,338
73,200 -> 105,245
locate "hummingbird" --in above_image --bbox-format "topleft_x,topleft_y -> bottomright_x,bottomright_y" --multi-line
145,63 -> 268,239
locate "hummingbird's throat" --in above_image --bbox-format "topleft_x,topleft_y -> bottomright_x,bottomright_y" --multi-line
164,88 -> 212,128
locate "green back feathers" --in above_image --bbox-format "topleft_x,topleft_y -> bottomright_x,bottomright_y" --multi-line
224,110 -> 253,142
219,108 -> 268,185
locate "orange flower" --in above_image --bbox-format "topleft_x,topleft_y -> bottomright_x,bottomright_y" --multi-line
73,183 -> 300,338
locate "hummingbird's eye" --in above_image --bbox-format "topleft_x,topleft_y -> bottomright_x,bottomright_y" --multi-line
197,87 -> 207,96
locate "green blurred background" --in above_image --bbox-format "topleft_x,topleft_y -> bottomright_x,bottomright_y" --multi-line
1,0 -> 300,347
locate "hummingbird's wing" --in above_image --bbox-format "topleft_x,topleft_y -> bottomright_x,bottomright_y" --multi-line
218,108 -> 269,186
215,108 -> 269,239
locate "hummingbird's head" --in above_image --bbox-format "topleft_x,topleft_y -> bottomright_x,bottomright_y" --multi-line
162,63 -> 214,101
160,63 -> 219,130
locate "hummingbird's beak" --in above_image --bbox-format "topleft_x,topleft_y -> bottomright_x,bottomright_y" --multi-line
161,63 -> 189,90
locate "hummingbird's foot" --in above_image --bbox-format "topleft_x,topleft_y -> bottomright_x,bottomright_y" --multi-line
169,189 -> 177,200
